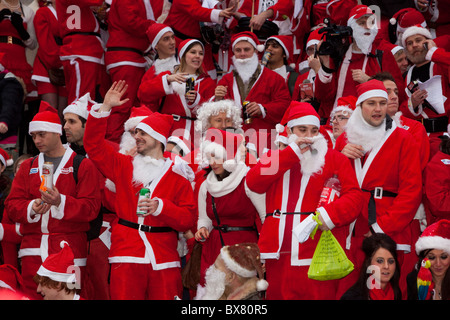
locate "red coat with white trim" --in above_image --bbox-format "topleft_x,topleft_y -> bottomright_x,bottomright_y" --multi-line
55,0 -> 105,63
32,5 -> 62,85
5,147 -> 102,261
335,123 -> 423,252
138,71 -> 216,140
84,110 -> 196,270
105,0 -> 162,71
246,142 -> 363,263
217,67 -> 291,155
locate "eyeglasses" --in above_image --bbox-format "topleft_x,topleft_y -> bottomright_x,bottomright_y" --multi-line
331,116 -> 349,123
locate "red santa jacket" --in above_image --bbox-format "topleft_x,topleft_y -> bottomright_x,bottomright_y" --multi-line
84,109 -> 196,270
246,142 -> 363,264
335,123 -> 422,252
105,0 -> 162,71
423,150 -> 450,225
55,0 -> 105,64
5,146 -> 102,263
32,5 -> 62,85
218,67 -> 291,155
139,71 -> 216,141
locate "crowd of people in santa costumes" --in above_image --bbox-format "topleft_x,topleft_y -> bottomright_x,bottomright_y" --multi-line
0,0 -> 449,301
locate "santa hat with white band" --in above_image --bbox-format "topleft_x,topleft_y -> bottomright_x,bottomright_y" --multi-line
281,101 -> 321,130
63,92 -> 96,120
29,101 -> 62,135
146,23 -> 174,50
415,219 -> 450,255
347,5 -> 375,27
0,148 -> 13,168
220,243 -> 268,292
135,112 -> 174,148
36,241 -> 77,284
231,31 -> 265,52
178,39 -> 204,60
355,79 -> 388,107
124,106 -> 153,132
401,24 -> 432,48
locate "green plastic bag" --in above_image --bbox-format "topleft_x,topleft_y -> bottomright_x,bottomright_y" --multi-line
307,230 -> 354,281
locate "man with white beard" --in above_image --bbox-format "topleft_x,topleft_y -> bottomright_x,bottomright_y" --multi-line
84,81 -> 196,300
246,101 -> 363,300
214,31 -> 291,157
335,79 -> 422,297
315,5 -> 406,117
198,243 -> 268,300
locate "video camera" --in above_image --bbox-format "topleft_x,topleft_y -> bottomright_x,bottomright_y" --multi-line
317,18 -> 353,71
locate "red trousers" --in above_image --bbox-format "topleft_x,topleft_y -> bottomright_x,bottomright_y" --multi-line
109,262 -> 182,300
105,65 -> 146,143
62,58 -> 104,104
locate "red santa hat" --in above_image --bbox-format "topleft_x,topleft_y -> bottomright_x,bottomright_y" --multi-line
36,241 -> 77,283
29,101 -> 62,135
401,24 -> 433,48
63,92 -> 96,120
178,39 -> 204,60
390,8 -> 426,33
347,5 -> 375,26
281,101 -> 321,129
124,106 -> 153,132
146,23 -> 174,50
135,112 -> 174,147
220,243 -> 268,291
167,135 -> 193,156
330,95 -> 357,119
231,31 -> 265,53
355,79 -> 388,107
201,128 -> 244,172
0,264 -> 24,292
265,35 -> 294,61
0,147 -> 13,168
306,28 -> 323,49
415,220 -> 450,255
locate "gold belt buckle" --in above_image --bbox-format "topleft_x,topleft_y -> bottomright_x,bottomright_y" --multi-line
7,36 -> 13,44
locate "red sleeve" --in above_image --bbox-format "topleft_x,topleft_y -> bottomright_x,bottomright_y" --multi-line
115,0 -> 155,34
138,71 -> 172,111
423,152 -> 450,219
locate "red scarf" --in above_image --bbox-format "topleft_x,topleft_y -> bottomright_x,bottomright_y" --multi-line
369,283 -> 395,300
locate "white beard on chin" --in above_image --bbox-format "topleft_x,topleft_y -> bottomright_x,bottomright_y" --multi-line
153,55 -> 177,75
119,131 -> 137,154
132,154 -> 165,187
287,133 -> 328,176
199,265 -> 227,300
350,20 -> 378,55
232,53 -> 259,84
345,107 -> 386,153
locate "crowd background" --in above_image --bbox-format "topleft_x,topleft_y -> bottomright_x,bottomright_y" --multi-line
0,0 -> 449,300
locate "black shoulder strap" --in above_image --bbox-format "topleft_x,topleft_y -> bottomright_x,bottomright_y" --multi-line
287,71 -> 299,96
211,196 -> 225,247
72,154 -> 85,184
376,49 -> 383,70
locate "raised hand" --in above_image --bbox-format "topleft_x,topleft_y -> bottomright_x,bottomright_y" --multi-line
101,80 -> 129,112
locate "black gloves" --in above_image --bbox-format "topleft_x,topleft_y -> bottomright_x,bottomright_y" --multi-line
10,11 -> 30,41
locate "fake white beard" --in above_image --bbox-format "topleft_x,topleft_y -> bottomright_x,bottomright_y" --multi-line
345,107 -> 387,153
232,53 -> 259,84
132,154 -> 165,187
119,131 -> 136,154
153,55 -> 177,75
287,133 -> 328,176
201,265 -> 227,300
350,20 -> 378,55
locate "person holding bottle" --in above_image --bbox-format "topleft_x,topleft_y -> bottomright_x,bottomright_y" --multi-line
246,101 -> 364,300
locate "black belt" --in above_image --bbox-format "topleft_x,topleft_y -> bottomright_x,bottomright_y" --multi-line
265,209 -> 315,218
0,35 -> 25,47
213,225 -> 256,233
118,218 -> 175,233
66,31 -> 101,38
362,188 -> 398,225
417,116 -> 449,133
172,114 -> 196,121
107,46 -> 144,56
172,28 -> 203,43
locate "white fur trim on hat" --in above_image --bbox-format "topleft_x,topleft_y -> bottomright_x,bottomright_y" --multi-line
179,39 -> 204,59
152,26 -> 173,50
401,26 -> 432,48
220,247 -> 257,278
36,265 -> 77,283
266,36 -> 290,59
167,136 -> 191,155
135,122 -> 167,146
124,116 -> 147,132
232,37 -> 264,52
287,115 -> 320,129
415,236 -> 450,255
29,121 -> 62,135
356,89 -> 388,106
